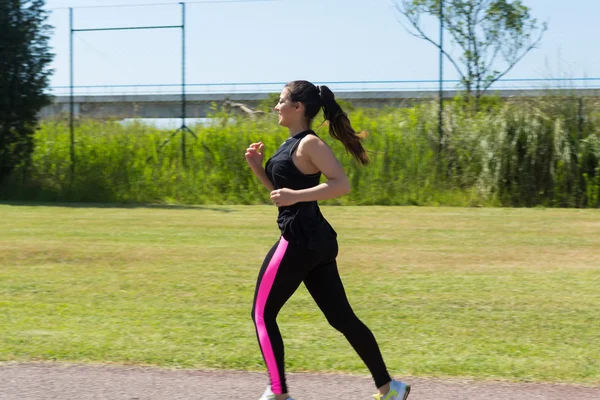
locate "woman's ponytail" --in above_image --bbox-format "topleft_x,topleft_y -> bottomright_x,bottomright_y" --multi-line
318,85 -> 369,166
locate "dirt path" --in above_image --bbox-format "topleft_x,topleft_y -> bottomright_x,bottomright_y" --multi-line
1,363 -> 598,400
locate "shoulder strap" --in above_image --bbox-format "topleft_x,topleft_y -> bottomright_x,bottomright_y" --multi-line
289,130 -> 318,156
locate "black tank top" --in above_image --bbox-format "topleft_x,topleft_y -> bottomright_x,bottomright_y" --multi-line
265,130 -> 337,248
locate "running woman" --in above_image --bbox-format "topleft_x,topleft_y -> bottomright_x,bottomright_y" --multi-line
245,80 -> 410,400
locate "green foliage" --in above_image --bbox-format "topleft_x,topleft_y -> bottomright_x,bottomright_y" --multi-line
2,98 -> 599,208
0,0 -> 54,183
257,93 -> 280,112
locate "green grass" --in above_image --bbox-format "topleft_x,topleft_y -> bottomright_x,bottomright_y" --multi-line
0,203 -> 599,384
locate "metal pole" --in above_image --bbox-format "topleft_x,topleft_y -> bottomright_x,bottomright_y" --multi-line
438,0 -> 444,154
69,8 -> 75,179
64,4 -> 200,166
578,97 -> 584,140
181,2 -> 187,167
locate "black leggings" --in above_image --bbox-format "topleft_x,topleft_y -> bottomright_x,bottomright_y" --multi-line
251,236 -> 391,395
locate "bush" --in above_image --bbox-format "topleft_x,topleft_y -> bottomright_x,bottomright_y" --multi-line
2,97 -> 599,208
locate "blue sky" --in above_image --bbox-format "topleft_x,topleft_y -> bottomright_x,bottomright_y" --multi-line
44,0 -> 600,91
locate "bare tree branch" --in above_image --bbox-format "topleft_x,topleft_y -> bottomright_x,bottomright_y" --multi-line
482,26 -> 546,92
467,3 -> 483,93
394,1 -> 466,81
484,45 -> 502,73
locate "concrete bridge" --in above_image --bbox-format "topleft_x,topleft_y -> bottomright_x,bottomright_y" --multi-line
40,88 -> 600,120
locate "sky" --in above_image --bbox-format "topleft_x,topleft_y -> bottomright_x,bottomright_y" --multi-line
43,0 -> 600,93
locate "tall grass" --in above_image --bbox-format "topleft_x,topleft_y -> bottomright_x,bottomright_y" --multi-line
2,98 -> 599,207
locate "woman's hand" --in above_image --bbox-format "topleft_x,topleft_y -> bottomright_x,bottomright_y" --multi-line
245,142 -> 264,170
245,141 -> 275,191
270,188 -> 298,207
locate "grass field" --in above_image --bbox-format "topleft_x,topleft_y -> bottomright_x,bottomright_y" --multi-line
0,203 -> 599,384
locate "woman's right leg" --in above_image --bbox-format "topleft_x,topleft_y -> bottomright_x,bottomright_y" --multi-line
251,237 -> 308,397
303,259 -> 392,389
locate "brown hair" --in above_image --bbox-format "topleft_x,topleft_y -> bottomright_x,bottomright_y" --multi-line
284,80 -> 369,165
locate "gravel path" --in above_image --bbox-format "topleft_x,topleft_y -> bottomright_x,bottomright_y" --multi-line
1,363 -> 598,400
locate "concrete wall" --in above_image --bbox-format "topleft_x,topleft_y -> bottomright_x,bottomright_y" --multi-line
40,89 -> 600,120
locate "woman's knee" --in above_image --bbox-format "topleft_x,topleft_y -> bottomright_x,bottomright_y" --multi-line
327,311 -> 360,332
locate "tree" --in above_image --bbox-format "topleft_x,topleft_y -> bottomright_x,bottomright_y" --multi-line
0,0 -> 54,184
395,0 -> 546,108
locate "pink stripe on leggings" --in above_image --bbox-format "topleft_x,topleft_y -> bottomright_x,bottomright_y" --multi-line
254,237 -> 289,394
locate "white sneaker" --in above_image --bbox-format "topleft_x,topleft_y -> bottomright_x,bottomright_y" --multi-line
259,386 -> 275,400
373,379 -> 411,400
259,386 -> 294,400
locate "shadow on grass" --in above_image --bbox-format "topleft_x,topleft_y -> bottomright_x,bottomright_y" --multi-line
0,201 -> 238,213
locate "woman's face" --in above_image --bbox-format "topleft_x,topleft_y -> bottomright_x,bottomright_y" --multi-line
274,88 -> 302,127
